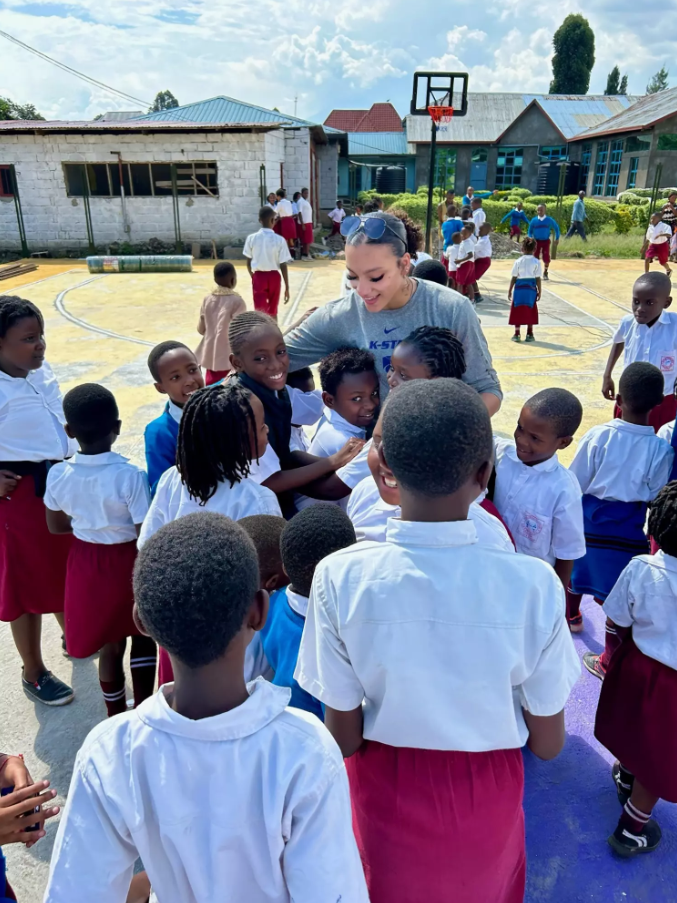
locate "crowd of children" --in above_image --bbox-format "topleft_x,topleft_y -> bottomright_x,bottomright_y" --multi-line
3,252 -> 677,901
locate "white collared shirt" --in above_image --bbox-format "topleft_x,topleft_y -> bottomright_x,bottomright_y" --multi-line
444,243 -> 460,270
603,551 -> 677,670
138,467 -> 282,548
329,207 -> 346,223
295,519 -> 579,751
248,444 -> 282,484
646,222 -> 672,244
287,386 -> 324,426
658,419 -> 676,444
458,238 -> 475,261
472,208 -> 486,229
336,439 -> 372,489
569,419 -> 673,502
243,229 -> 293,273
290,426 -> 310,453
614,311 -> 677,394
0,361 -> 76,462
309,406 -> 365,458
493,438 -> 585,565
511,255 -> 542,279
44,680 -> 368,903
286,587 -> 309,618
297,197 -> 313,225
275,198 -> 294,218
291,202 -> 299,216
347,476 -> 514,553
44,452 -> 150,544
474,235 -> 492,259
167,399 -> 183,425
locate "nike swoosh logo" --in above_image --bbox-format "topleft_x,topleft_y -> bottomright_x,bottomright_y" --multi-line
383,327 -> 399,335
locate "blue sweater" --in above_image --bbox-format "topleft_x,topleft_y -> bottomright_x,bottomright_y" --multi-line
441,217 -> 464,249
528,216 -> 560,241
260,587 -> 323,720
144,404 -> 179,495
501,208 -> 530,228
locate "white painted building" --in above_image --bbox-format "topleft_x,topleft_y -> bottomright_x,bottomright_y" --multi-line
0,96 -> 345,255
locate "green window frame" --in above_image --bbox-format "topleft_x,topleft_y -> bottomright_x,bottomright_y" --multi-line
593,142 -> 609,195
627,157 -> 639,189
605,139 -> 623,196
495,147 -> 524,187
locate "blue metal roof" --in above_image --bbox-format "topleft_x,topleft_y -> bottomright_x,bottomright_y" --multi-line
133,95 -> 332,130
521,94 -> 640,139
348,131 -> 411,155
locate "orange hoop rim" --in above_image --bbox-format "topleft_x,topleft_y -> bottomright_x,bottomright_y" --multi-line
428,105 -> 454,124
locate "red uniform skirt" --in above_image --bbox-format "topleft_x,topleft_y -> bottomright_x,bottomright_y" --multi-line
455,260 -> 476,287
346,741 -> 525,903
0,475 -> 72,621
205,368 -> 230,386
509,300 -> 539,326
510,226 -> 522,238
64,538 -> 138,658
474,257 -> 492,280
647,242 -> 670,266
279,216 -> 297,242
595,638 -> 677,802
614,394 -> 677,433
301,222 -> 313,245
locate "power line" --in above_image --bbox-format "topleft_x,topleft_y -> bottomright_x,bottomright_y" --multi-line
0,29 -> 152,109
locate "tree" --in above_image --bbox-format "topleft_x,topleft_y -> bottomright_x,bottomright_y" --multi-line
148,90 -> 180,113
604,66 -> 620,95
0,96 -> 45,120
619,74 -> 628,95
646,66 -> 669,94
549,14 -> 596,95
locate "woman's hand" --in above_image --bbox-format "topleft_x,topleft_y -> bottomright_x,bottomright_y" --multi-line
0,470 -> 21,498
0,781 -> 59,847
329,438 -> 365,470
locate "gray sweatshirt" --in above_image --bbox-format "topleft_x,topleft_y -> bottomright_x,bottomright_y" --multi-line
285,279 -> 502,399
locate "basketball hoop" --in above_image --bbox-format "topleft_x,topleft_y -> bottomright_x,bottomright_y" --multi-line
428,105 -> 454,130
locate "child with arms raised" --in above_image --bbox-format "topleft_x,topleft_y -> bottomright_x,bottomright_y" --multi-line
44,512 -> 368,903
196,261 -> 246,385
296,379 -> 580,903
44,385 -> 155,717
568,363 -> 673,660
594,482 -> 677,856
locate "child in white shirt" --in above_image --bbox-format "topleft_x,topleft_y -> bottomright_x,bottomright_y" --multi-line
568,363 -> 673,664
594,483 -> 677,857
492,387 -> 586,593
45,384 -> 153,718
297,187 -> 314,260
296,379 -> 579,903
243,207 -> 292,321
471,197 -> 486,232
602,272 -> 677,431
444,232 -> 461,289
274,188 -> 297,250
44,512 -> 368,903
286,367 -> 323,452
508,237 -> 542,343
473,222 -> 493,304
454,223 -> 477,302
328,200 -> 346,236
642,211 -> 673,276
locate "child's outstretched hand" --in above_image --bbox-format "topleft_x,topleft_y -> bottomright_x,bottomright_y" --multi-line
0,469 -> 21,498
601,375 -> 615,400
284,287 -> 291,304
0,781 -> 59,847
329,438 -> 365,470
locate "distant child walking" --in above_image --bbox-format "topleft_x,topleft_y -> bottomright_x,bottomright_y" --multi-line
473,222 -> 493,303
508,237 -> 541,342
273,188 -> 297,248
593,482 -> 677,857
296,379 -> 580,903
44,384 -> 156,718
243,207 -> 292,321
454,223 -> 476,302
329,200 -> 346,236
471,197 -> 486,232
642,211 -> 673,276
441,204 -> 464,254
196,261 -> 246,385
297,187 -> 314,261
528,204 -> 560,280
501,201 -> 530,242
602,272 -> 677,431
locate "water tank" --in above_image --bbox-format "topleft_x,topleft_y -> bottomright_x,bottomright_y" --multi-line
375,166 -> 406,194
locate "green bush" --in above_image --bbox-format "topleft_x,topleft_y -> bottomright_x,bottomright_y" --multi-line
614,206 -> 634,234
618,191 -> 643,205
504,187 -> 532,197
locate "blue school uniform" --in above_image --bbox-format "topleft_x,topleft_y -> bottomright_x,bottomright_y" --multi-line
144,403 -> 179,495
441,217 -> 464,249
260,586 -> 323,720
501,208 -> 530,229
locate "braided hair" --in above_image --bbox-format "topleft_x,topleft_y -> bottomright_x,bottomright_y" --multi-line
177,383 -> 258,502
398,326 -> 467,379
0,295 -> 44,338
228,310 -> 281,360
649,482 -> 677,558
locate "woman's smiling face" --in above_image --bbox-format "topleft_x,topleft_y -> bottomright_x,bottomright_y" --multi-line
345,243 -> 411,314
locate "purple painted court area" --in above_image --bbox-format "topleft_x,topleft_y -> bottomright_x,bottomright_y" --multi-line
524,596 -> 677,902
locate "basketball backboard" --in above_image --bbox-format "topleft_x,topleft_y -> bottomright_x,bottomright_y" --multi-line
410,71 -> 468,118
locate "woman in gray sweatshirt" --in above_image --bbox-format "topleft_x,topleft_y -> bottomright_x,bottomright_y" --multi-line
285,211 -> 502,415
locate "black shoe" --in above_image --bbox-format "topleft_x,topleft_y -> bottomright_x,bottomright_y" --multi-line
543,271 -> 549,280
475,294 -> 483,304
608,819 -> 662,857
612,763 -> 633,807
22,670 -> 74,706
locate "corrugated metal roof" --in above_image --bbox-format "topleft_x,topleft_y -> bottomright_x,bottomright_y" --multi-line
97,111 -> 145,121
0,119 -> 283,132
347,132 -> 411,155
326,110 -> 370,131
134,95 -> 330,130
405,92 -> 643,144
571,86 -> 677,140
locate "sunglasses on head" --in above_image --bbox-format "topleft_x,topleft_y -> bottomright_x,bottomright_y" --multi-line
340,215 -> 407,249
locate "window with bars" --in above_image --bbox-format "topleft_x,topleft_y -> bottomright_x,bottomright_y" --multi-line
579,144 -> 592,190
540,145 -> 567,160
593,142 -> 609,195
63,162 -> 219,198
605,140 -> 623,196
434,148 -> 457,191
0,165 -> 14,198
495,147 -> 523,187
627,157 -> 639,189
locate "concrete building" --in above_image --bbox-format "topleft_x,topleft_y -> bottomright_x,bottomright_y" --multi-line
0,96 -> 345,255
568,87 -> 677,196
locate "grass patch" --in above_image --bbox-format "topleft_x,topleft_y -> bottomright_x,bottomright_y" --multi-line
557,232 -> 645,259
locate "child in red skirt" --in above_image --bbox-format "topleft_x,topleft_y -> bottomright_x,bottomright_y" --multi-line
603,272 -> 677,432
473,222 -> 493,304
594,482 -> 677,856
296,379 -> 580,903
444,231 -> 461,289
0,296 -> 76,706
454,222 -> 476,303
44,384 -> 156,718
243,207 -> 292,321
195,261 -> 246,386
508,236 -> 541,342
274,188 -> 297,251
642,212 -> 673,277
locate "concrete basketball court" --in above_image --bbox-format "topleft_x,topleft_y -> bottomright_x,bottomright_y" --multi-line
2,257 -> 675,901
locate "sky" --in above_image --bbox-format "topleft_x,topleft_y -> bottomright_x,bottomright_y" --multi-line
0,0 -> 675,122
